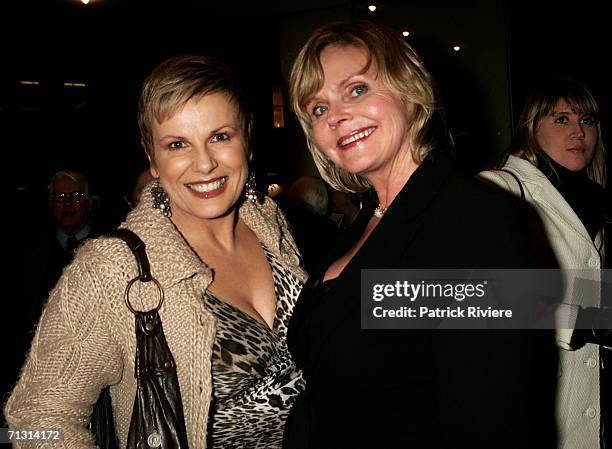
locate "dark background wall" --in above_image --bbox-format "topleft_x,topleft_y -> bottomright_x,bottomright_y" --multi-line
1,0 -> 610,427
2,0 -> 610,223
2,0 -> 286,228
506,0 -> 610,153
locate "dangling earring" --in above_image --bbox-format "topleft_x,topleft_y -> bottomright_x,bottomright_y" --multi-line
245,172 -> 258,204
151,180 -> 172,217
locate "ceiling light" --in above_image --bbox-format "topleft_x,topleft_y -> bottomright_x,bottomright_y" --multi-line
368,5 -> 377,12
81,0 -> 90,4
402,31 -> 410,37
453,45 -> 461,52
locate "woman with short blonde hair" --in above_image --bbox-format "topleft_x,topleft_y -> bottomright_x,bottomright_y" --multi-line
6,55 -> 306,449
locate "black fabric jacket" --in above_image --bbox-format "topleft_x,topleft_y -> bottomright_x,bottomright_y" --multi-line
284,150 -> 558,449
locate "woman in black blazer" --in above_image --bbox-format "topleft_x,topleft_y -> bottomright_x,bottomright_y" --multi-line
283,21 -> 558,449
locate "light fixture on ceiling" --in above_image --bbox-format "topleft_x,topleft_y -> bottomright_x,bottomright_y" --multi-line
368,5 -> 377,12
402,31 -> 410,37
81,0 -> 90,4
453,45 -> 461,52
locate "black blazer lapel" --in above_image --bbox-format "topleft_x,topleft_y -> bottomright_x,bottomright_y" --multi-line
304,150 -> 457,360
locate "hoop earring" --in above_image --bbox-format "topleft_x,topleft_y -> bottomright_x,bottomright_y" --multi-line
151,181 -> 172,217
245,172 -> 257,204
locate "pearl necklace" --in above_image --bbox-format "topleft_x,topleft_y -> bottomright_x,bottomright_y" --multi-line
374,205 -> 388,218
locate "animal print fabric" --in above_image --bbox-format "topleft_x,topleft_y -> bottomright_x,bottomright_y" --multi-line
205,245 -> 305,448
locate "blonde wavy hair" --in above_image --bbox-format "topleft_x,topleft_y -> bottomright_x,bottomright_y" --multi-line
509,78 -> 606,187
289,20 -> 452,192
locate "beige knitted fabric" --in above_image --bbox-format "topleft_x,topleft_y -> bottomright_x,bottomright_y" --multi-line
4,182 -> 306,449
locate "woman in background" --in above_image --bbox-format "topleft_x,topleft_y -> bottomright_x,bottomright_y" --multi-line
480,78 -> 609,449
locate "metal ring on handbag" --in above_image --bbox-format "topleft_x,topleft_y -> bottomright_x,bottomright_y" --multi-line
124,276 -> 165,315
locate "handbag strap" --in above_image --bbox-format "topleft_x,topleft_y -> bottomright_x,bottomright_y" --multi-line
495,168 -> 525,202
104,229 -> 164,314
105,229 -> 152,282
95,229 -> 189,449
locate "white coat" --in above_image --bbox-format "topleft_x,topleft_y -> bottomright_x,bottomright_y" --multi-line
480,155 -> 604,449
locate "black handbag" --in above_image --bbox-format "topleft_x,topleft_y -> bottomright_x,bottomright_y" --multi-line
90,228 -> 189,449
90,386 -> 119,449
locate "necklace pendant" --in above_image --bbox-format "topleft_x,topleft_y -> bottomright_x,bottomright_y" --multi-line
374,205 -> 387,218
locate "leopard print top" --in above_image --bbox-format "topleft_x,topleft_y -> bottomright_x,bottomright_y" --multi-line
204,245 -> 305,448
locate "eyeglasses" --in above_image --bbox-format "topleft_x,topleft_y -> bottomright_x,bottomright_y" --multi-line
50,191 -> 89,203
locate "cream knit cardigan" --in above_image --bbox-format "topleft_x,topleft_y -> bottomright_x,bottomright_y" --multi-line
4,183 -> 306,449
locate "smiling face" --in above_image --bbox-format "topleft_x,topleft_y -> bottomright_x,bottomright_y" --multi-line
535,98 -> 597,172
149,92 -> 249,227
307,45 -> 416,184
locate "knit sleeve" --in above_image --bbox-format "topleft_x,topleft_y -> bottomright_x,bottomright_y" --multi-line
4,252 -> 124,449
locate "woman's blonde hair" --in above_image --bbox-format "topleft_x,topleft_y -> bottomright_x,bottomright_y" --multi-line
289,20 -> 452,192
509,78 -> 606,186
138,55 -> 253,159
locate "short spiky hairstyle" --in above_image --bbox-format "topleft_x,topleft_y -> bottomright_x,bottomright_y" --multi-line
289,20 -> 452,192
509,78 -> 606,187
138,55 -> 253,159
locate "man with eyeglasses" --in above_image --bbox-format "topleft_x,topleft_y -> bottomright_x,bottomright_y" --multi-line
49,170 -> 93,257
36,169 -> 101,299
2,170 -> 98,426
